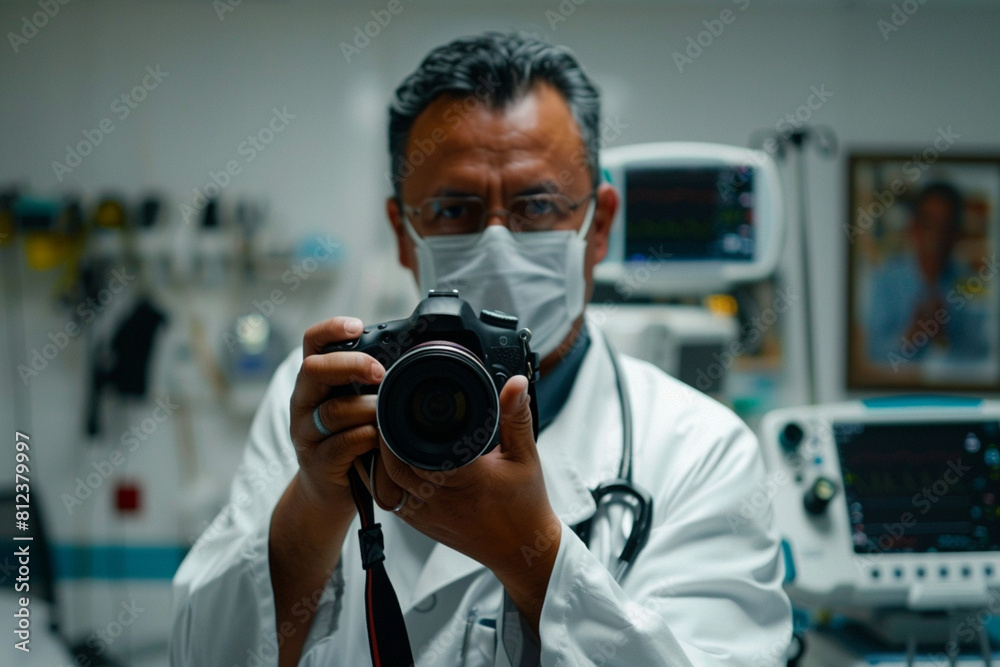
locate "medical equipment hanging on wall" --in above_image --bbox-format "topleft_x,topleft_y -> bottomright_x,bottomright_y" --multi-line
591,141 -> 785,397
761,398 -> 1000,665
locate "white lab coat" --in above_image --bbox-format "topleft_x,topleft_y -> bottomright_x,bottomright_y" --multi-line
171,325 -> 791,666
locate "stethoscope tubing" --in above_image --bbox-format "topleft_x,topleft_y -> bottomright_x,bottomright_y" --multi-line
570,336 -> 654,583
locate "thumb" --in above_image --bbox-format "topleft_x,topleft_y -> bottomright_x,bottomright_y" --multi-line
498,374 -> 535,460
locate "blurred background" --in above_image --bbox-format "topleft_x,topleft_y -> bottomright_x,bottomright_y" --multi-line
1,0 -> 999,664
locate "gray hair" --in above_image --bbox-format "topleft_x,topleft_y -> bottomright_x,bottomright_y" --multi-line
387,31 -> 601,199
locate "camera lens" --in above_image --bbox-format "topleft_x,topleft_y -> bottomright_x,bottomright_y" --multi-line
377,342 -> 499,471
408,377 -> 468,443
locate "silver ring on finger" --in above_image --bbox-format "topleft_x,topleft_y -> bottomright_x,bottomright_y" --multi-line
312,405 -> 333,438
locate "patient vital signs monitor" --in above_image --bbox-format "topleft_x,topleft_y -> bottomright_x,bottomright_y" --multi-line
761,398 -> 1000,612
597,142 -> 784,295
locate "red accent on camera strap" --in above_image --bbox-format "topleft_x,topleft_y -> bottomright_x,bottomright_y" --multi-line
348,465 -> 414,667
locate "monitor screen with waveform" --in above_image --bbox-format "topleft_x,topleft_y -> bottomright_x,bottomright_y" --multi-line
624,166 -> 755,263
835,421 -> 1000,553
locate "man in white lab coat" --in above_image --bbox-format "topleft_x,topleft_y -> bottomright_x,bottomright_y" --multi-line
171,32 -> 791,666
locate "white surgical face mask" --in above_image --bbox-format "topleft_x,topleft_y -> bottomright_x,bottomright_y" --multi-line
404,199 -> 595,359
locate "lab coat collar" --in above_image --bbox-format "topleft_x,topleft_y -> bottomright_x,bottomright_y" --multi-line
397,322 -> 624,611
538,323 -> 623,526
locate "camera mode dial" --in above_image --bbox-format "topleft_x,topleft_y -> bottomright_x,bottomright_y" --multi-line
479,309 -> 518,330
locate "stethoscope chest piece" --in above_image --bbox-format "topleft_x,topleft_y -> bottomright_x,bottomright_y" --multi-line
573,478 -> 654,582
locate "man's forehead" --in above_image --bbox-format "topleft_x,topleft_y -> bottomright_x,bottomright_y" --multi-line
406,82 -> 584,161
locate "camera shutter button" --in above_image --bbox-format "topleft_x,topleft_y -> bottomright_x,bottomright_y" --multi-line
480,309 -> 518,330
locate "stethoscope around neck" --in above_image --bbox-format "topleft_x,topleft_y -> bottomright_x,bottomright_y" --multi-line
569,337 -> 655,583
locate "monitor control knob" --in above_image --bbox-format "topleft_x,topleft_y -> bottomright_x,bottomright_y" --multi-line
804,477 -> 836,515
779,422 -> 805,453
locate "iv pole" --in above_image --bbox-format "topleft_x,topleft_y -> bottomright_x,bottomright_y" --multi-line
751,125 -> 837,405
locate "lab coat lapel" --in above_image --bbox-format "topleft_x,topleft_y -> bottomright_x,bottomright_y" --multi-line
408,541 -> 483,611
401,324 -> 623,610
539,325 -> 624,527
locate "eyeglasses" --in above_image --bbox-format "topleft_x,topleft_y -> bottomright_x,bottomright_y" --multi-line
403,191 -> 595,237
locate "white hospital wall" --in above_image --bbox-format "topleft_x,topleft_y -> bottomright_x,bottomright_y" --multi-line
1,0 -> 999,658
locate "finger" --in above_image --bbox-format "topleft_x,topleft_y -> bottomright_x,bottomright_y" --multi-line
497,375 -> 534,461
310,424 -> 380,467
316,394 -> 377,435
295,395 -> 377,444
300,350 -> 385,392
302,316 -> 364,356
291,351 -> 385,411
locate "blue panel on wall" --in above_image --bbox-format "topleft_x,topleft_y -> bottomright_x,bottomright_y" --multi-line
54,544 -> 188,580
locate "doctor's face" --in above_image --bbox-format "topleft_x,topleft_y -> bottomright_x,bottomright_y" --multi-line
386,81 -> 617,301
910,193 -> 960,277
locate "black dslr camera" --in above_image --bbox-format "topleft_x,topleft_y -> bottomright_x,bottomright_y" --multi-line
324,291 -> 539,471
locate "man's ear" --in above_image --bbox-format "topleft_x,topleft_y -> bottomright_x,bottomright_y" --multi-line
386,197 -> 415,271
589,182 -> 619,265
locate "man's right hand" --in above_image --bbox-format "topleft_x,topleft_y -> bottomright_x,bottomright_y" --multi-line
289,316 -> 386,512
272,316 -> 385,667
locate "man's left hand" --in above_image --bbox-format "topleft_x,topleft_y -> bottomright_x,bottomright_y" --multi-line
368,374 -> 562,629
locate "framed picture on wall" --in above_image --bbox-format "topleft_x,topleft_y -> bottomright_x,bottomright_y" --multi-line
846,152 -> 1000,391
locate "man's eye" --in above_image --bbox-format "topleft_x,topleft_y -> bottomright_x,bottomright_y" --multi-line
521,197 -> 561,218
431,201 -> 473,221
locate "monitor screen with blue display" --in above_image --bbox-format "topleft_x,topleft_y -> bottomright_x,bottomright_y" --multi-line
624,166 -> 755,263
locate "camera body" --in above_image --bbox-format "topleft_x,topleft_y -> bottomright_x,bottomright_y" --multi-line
324,290 -> 539,470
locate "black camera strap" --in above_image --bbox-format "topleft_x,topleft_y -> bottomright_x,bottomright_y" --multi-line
347,461 -> 415,667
